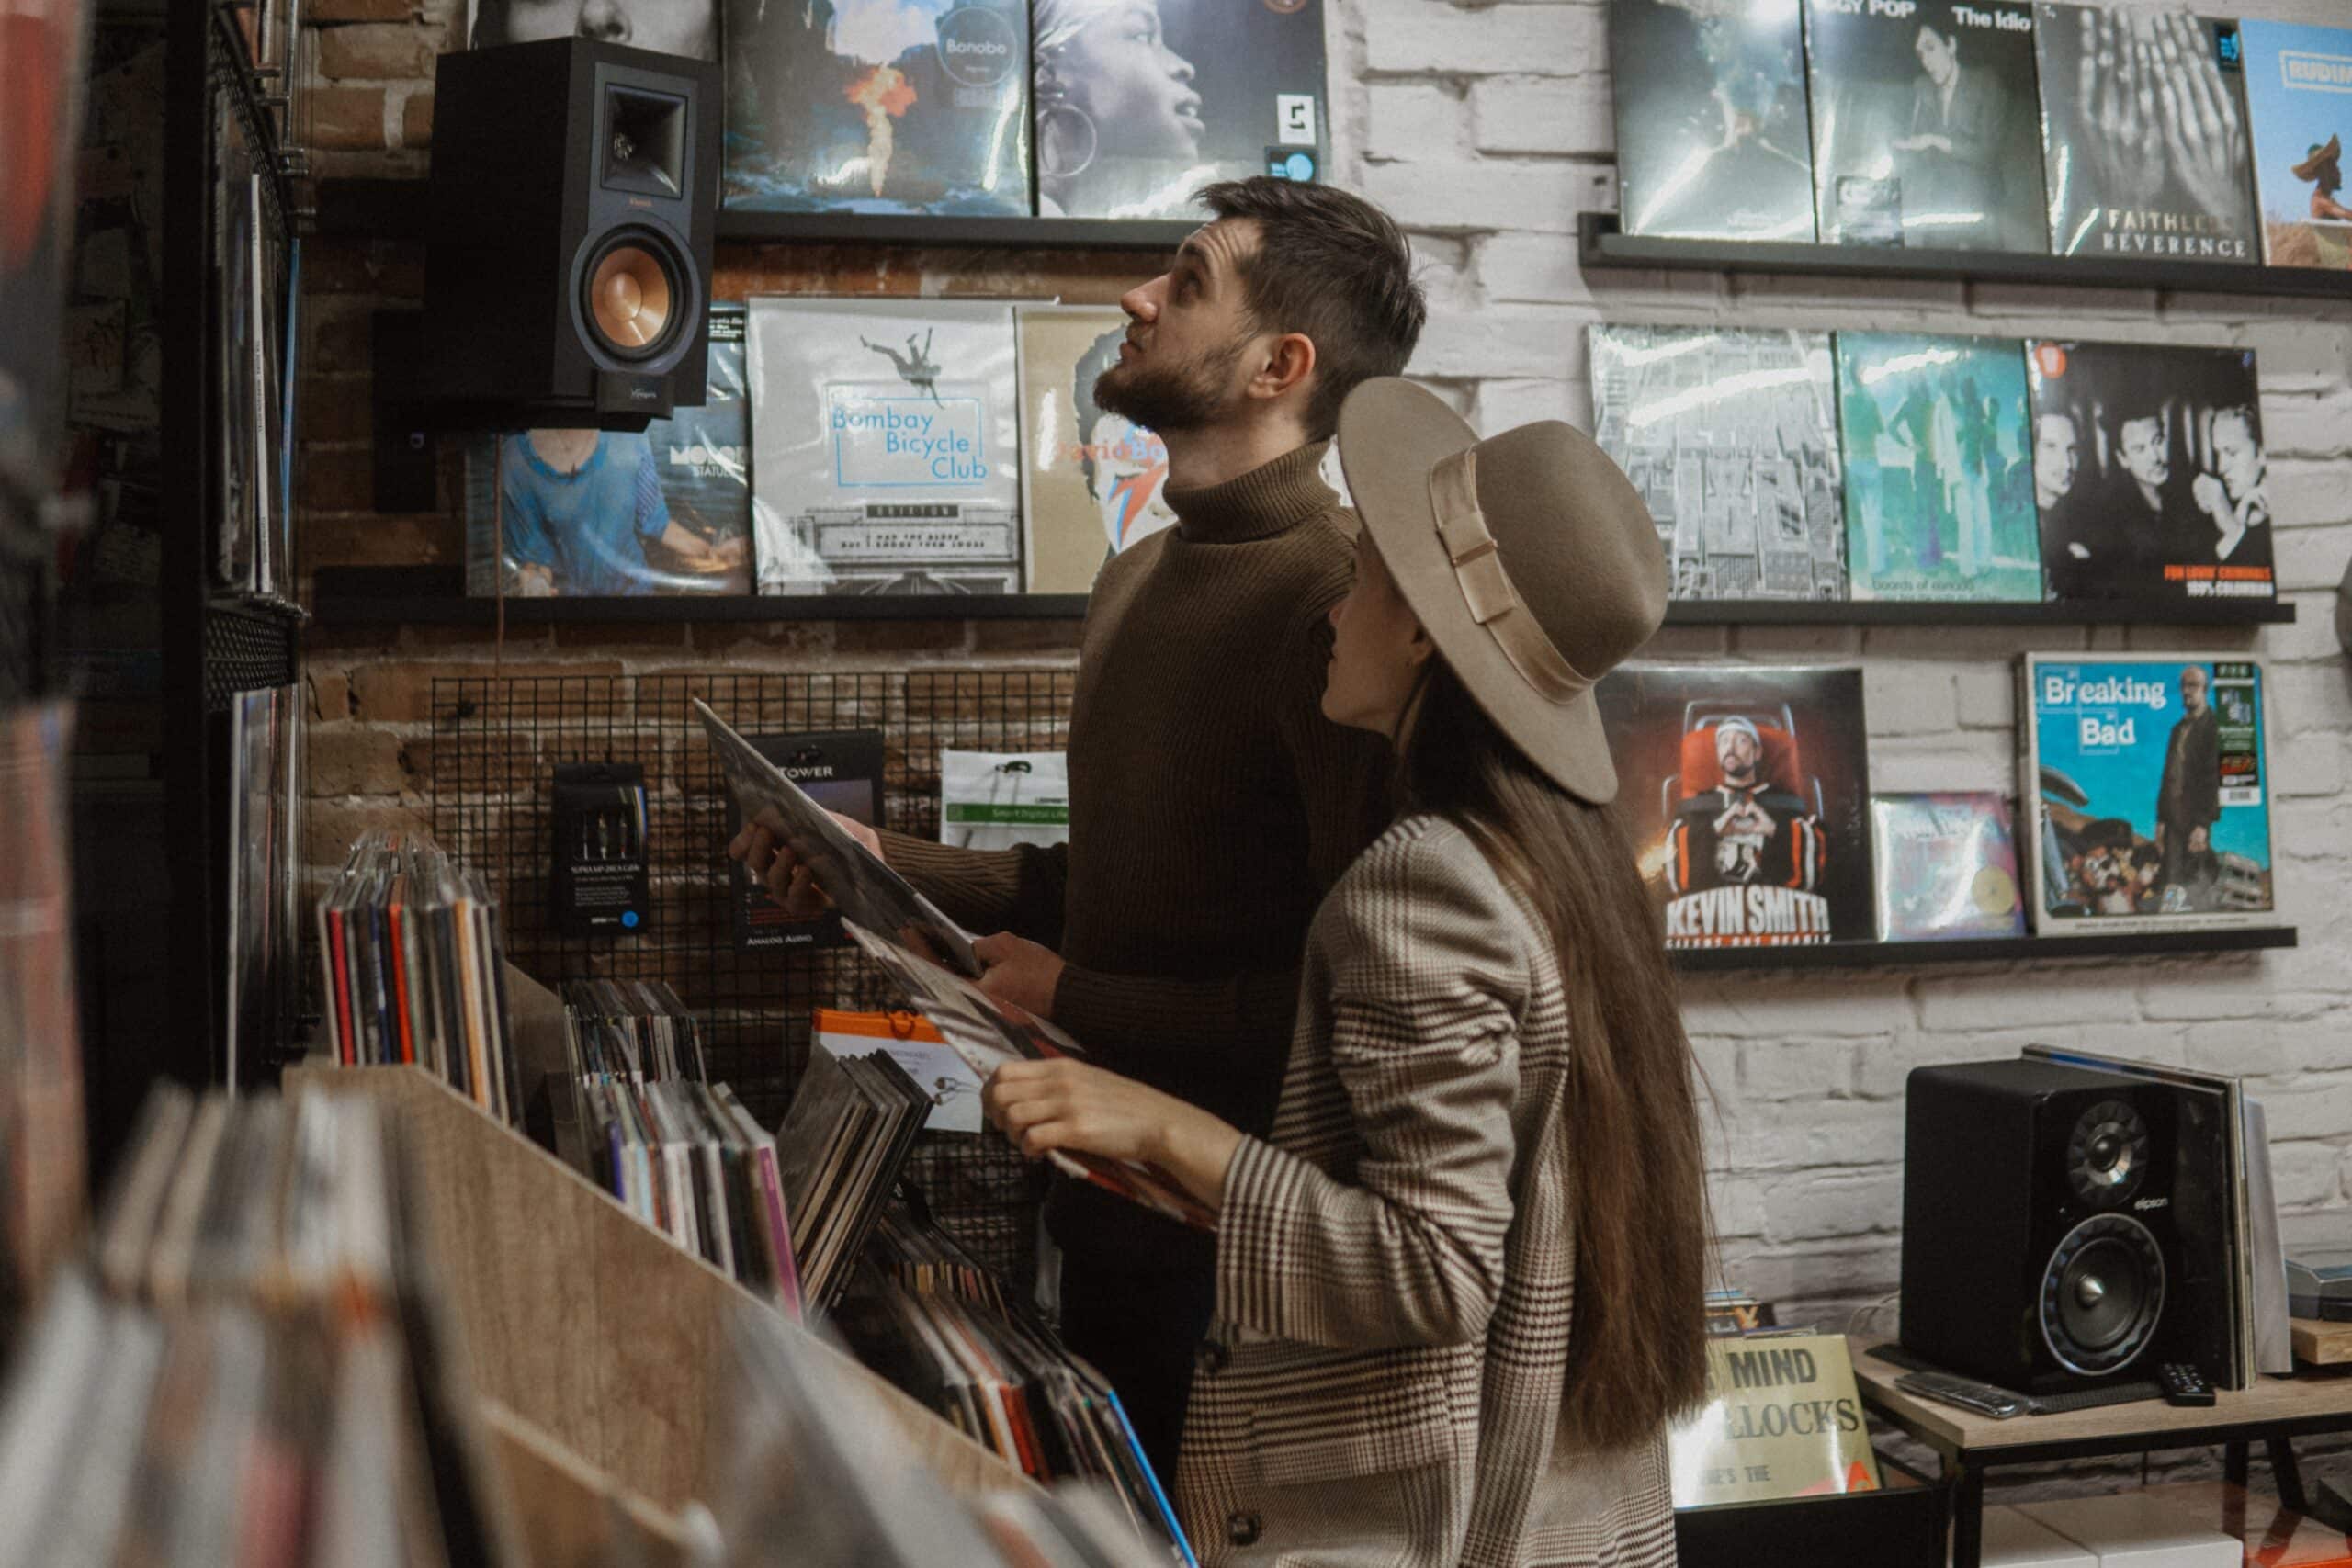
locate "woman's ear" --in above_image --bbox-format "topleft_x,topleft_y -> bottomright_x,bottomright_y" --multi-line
1406,621 -> 1436,668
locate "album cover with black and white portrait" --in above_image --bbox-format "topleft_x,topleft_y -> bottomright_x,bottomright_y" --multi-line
2024,340 -> 2272,603
745,298 -> 1021,595
2034,3 -> 2259,259
1803,0 -> 2046,252
721,0 -> 1031,216
1034,0 -> 1329,220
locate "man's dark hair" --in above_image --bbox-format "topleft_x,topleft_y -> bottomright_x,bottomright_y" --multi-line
1195,177 -> 1426,441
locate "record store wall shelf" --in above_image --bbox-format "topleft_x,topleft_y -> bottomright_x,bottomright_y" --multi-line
1578,213 -> 2352,306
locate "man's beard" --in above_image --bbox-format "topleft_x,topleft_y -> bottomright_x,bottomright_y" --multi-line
1092,333 -> 1249,435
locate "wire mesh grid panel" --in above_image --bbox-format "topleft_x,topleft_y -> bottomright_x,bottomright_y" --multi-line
427,669 -> 1079,1283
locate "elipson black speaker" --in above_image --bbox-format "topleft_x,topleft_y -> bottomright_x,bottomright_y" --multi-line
1899,1059 -> 2233,1393
423,38 -> 718,429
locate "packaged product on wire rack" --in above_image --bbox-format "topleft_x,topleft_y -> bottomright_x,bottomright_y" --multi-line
939,750 -> 1069,852
1869,792 -> 2027,942
2237,18 -> 2352,270
1803,0 -> 2046,253
1609,0 -> 1816,242
746,298 -> 1022,596
720,0 -> 1031,216
1015,304 -> 1173,592
2020,653 -> 2274,936
1031,0 -> 1328,220
729,728 -> 886,953
2023,340 -> 2272,603
1834,332 -> 2042,603
463,304 -> 752,597
1596,665 -> 1876,949
2033,4 -> 2260,260
1588,324 -> 1846,601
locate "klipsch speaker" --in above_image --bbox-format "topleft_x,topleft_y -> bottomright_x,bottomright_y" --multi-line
424,38 -> 718,429
1900,1059 -> 2233,1393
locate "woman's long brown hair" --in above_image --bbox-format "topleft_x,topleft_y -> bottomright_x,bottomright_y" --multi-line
1397,663 -> 1712,1450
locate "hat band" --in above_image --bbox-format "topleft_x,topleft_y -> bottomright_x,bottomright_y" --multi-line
1428,447 -> 1592,708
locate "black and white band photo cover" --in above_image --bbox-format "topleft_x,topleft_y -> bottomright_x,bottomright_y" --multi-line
1611,0 -> 1818,242
2034,3 -> 2259,259
466,0 -> 717,58
745,298 -> 1021,595
1803,0 -> 2046,252
1597,664 -> 1875,948
1035,0 -> 1328,220
1588,324 -> 1848,601
2024,340 -> 2272,603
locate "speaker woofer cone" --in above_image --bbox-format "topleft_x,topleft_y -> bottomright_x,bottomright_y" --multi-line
582,235 -> 681,360
2040,1213 -> 2165,1376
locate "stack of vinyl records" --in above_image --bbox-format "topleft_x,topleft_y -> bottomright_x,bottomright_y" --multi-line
316,829 -> 519,1124
0,1083 -> 517,1565
841,1204 -> 1194,1566
561,976 -> 708,1081
708,1299 -> 1172,1568
774,1046 -> 933,1316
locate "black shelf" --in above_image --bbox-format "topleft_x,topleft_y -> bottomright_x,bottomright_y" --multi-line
1578,211 -> 2352,302
1669,925 -> 2296,973
1665,597 -> 2294,626
309,565 -> 1089,624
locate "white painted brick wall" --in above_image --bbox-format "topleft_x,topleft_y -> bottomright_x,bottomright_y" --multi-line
1327,0 -> 2352,1390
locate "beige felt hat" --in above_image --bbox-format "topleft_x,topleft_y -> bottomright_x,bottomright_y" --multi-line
1336,378 -> 1668,805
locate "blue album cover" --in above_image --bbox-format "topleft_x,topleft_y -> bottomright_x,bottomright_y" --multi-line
723,0 -> 1031,216
2239,18 -> 2352,270
1611,0 -> 1817,242
1834,332 -> 2042,603
2024,655 -> 2274,935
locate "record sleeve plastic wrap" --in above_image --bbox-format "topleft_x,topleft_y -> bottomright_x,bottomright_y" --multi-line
1610,0 -> 1816,242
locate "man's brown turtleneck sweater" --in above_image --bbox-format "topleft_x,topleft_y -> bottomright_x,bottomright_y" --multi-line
885,439 -> 1391,1268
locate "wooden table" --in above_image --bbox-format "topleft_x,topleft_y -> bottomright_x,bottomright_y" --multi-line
1852,1340 -> 2352,1568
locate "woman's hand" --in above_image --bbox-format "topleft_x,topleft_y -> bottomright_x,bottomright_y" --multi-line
982,1057 -> 1244,1211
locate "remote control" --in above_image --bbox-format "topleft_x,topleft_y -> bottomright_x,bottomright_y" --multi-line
1895,1371 -> 2029,1420
2159,1363 -> 2215,1407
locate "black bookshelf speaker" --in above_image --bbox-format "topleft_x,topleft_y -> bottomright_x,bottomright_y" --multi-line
1899,1059 -> 2233,1393
423,38 -> 718,430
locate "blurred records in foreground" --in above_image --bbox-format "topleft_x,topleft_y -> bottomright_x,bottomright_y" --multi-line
0,1084 -> 519,1566
1609,0 -> 1815,242
1033,0 -> 1327,220
842,1202 -> 1196,1564
2021,654 -> 2275,936
1871,793 -> 2027,942
1597,665 -> 1877,948
710,1297 -> 1173,1568
1834,333 -> 2042,604
2025,341 -> 2272,603
1803,0 -> 2045,253
1587,325 -> 1846,602
2032,5 -> 2258,261
0,702 -> 85,1331
721,0 -> 1033,217
316,829 -> 520,1124
462,306 -> 752,598
2239,19 -> 2352,270
226,683 -> 305,1081
775,1044 -> 934,1314
563,980 -> 803,1316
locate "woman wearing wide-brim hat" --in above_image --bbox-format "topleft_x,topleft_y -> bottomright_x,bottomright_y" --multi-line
985,380 -> 1711,1567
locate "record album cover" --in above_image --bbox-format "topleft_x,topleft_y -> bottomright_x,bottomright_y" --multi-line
2024,339 -> 2272,602
723,0 -> 1030,216
1596,664 -> 1874,948
1835,332 -> 2042,602
1611,0 -> 1816,242
2034,4 -> 2259,260
1015,305 -> 1171,593
1803,0 -> 2045,252
1588,325 -> 1846,601
747,298 -> 1020,596
729,728 -> 885,953
2239,18 -> 2352,270
464,305 -> 752,597
464,0 -> 715,57
2021,654 -> 2273,935
213,107 -> 258,592
1870,792 -> 2025,941
1032,0 -> 1328,220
